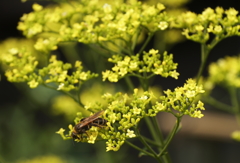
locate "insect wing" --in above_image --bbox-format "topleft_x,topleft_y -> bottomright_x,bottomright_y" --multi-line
79,110 -> 104,127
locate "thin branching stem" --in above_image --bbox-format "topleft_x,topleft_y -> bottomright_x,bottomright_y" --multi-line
131,27 -> 142,51
229,87 -> 240,125
42,83 -> 84,107
203,96 -> 234,113
136,129 -> 163,163
158,116 -> 181,157
152,116 -> 172,163
124,76 -> 135,91
196,43 -> 209,84
196,36 -> 223,84
137,32 -> 154,55
145,117 -> 161,145
141,135 -> 162,147
125,140 -> 154,157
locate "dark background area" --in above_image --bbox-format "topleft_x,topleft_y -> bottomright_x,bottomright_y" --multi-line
1,0 -> 240,163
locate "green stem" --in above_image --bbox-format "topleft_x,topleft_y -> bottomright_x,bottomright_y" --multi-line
97,42 -> 119,55
124,76 -> 135,91
131,27 -> 141,51
136,129 -> 163,163
42,83 -> 84,108
139,77 -> 149,91
151,117 -> 164,146
125,140 -> 154,157
229,87 -> 239,113
76,83 -> 84,107
203,96 -> 234,113
208,36 -> 223,51
152,117 -> 172,163
196,43 -> 209,84
141,135 -> 162,147
229,87 -> 240,125
118,37 -> 134,54
196,36 -> 223,84
147,73 -> 155,79
62,91 -> 83,107
129,73 -> 144,79
236,114 -> 240,126
137,32 -> 154,55
145,117 -> 161,145
87,44 -> 111,58
158,116 -> 181,157
143,113 -> 172,163
108,39 -> 132,55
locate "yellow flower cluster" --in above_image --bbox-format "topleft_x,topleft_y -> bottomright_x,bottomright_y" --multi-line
102,49 -> 179,82
2,0 -> 219,155
174,7 -> 240,44
1,47 -> 98,90
17,1 -> 170,54
2,47 -> 39,85
159,79 -> 205,118
34,37 -> 58,54
208,55 -> 240,88
56,79 -> 205,151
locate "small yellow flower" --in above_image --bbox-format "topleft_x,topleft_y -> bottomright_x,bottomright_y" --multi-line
133,107 -> 141,114
139,95 -> 148,100
196,101 -> 205,110
158,21 -> 168,30
8,48 -> 18,55
186,90 -> 196,98
103,3 -> 112,13
216,7 -> 224,14
106,143 -> 117,151
155,102 -> 165,111
195,25 -> 204,31
192,110 -> 204,118
225,8 -> 238,17
109,73 -> 119,82
134,88 -> 138,94
79,72 -> 88,80
75,61 -> 82,68
56,128 -> 65,135
57,83 -> 65,90
56,128 -> 67,139
129,62 -> 138,70
149,49 -> 159,55
109,113 -> 117,123
213,25 -> 222,34
28,79 -> 39,88
170,70 -> 179,79
157,3 -> 165,11
87,128 -> 98,144
119,68 -> 128,76
102,93 -> 112,99
102,70 -> 110,81
126,129 -> 136,138
32,3 -> 43,11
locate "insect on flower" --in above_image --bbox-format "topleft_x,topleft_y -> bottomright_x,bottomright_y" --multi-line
71,110 -> 108,140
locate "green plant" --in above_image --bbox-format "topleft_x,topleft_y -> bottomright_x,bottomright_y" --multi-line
1,0 -> 240,162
